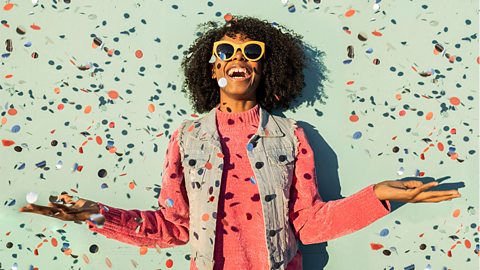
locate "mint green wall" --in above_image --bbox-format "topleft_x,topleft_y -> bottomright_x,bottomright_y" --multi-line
1,0 -> 478,269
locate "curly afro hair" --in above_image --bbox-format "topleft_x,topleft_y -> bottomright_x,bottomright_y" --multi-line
180,15 -> 306,113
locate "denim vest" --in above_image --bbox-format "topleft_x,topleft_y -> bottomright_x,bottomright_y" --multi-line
177,105 -> 299,270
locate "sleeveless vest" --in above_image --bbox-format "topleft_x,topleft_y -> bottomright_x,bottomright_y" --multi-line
177,105 -> 299,270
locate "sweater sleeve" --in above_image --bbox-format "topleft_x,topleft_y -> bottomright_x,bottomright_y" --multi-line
288,126 -> 391,245
86,128 -> 190,248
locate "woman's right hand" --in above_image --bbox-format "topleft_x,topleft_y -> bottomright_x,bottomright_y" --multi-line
19,192 -> 101,223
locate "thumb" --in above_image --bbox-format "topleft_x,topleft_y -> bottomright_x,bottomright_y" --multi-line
411,181 -> 439,196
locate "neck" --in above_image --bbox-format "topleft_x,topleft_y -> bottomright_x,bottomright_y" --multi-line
218,99 -> 258,113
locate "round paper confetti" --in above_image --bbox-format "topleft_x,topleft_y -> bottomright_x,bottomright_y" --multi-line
26,191 -> 38,203
218,77 -> 227,88
165,198 -> 174,207
352,131 -> 362,139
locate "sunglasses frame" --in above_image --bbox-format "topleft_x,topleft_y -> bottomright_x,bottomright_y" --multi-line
212,40 -> 265,62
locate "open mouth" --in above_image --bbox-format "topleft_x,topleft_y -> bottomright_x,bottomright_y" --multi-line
226,67 -> 252,80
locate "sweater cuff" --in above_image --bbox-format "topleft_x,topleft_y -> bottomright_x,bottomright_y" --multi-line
364,184 -> 391,214
86,202 -> 130,234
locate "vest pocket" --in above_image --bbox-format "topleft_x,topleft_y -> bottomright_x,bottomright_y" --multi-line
266,148 -> 295,188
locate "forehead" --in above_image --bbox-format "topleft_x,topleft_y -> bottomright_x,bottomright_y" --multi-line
219,33 -> 253,43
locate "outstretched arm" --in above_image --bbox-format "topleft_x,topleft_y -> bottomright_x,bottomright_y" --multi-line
289,126 -> 460,245
20,127 -> 190,249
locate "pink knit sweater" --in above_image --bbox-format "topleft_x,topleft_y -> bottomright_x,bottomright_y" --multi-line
88,104 -> 391,269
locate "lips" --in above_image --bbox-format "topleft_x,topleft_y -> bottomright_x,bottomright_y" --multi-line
225,64 -> 252,81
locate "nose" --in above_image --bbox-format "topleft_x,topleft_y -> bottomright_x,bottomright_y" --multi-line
232,48 -> 245,61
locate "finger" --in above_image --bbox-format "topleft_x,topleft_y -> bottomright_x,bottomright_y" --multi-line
57,194 -> 76,204
402,180 -> 425,189
48,202 -> 75,212
19,204 -> 58,216
414,190 -> 460,200
416,194 -> 460,203
411,181 -> 439,196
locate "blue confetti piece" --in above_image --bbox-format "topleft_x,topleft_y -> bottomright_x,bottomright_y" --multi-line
107,141 -> 115,147
343,59 -> 353,64
101,183 -> 109,189
165,198 -> 174,207
249,177 -> 256,184
404,264 -> 415,270
365,48 -> 374,54
24,41 -> 32,47
352,131 -> 362,139
379,228 -> 389,237
6,199 -> 16,206
18,163 -> 26,170
246,143 -> 254,151
288,4 -> 296,13
1,53 -> 10,59
11,125 -> 21,133
35,160 -> 46,168
448,147 -> 456,153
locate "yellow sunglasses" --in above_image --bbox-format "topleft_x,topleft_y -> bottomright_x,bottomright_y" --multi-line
212,40 -> 265,62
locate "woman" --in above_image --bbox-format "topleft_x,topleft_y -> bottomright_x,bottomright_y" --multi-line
20,16 -> 461,270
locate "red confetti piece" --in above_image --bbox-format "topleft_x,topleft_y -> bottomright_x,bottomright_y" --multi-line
420,153 -> 425,160
135,50 -> 143,58
370,243 -> 384,250
108,90 -> 119,99
344,9 -> 355,17
425,112 -> 433,120
205,162 -> 213,170
452,209 -> 460,218
349,115 -> 359,122
437,142 -> 444,151
7,108 -> 16,116
96,136 -> 103,145
165,259 -> 173,268
449,97 -> 460,106
77,165 -> 84,172
129,181 -> 135,190
465,239 -> 471,248
108,121 -> 115,128
2,139 -> 15,147
105,257 -> 112,268
217,152 -> 224,158
57,103 -> 65,110
450,128 -> 456,134
30,23 -> 41,30
3,3 -> 14,11
139,246 -> 148,255
83,254 -> 90,264
346,80 -> 354,85
148,103 -> 155,113
399,110 -> 406,116
84,105 -> 92,114
372,30 -> 383,37
202,213 -> 209,221
224,13 -> 233,22
51,238 -> 58,247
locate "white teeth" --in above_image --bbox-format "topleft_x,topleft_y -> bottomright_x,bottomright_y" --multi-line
227,67 -> 248,76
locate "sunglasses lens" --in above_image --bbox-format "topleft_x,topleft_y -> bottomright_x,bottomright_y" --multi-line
244,44 -> 262,60
216,44 -> 234,60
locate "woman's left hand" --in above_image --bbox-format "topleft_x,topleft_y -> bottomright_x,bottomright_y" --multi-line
373,180 -> 461,203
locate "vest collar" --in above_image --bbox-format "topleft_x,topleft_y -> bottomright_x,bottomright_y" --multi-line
191,104 -> 285,144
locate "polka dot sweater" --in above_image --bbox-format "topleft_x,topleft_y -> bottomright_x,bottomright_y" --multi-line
88,104 -> 391,270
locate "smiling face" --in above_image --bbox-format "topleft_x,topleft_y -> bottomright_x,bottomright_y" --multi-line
211,33 -> 263,102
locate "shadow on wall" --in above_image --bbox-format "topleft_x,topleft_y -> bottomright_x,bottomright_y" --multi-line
273,43 -> 464,270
